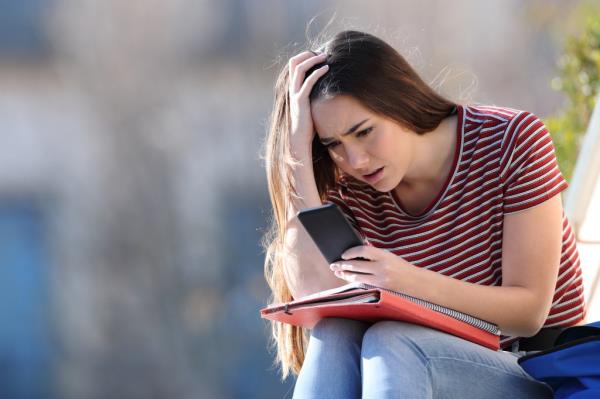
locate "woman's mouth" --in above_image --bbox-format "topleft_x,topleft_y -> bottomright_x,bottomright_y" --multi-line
363,167 -> 384,183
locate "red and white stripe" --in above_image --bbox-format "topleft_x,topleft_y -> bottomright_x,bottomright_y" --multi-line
326,104 -> 587,348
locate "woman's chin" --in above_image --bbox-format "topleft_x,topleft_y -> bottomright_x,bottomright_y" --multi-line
368,178 -> 395,192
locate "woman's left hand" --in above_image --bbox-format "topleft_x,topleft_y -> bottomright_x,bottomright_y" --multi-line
329,245 -> 419,291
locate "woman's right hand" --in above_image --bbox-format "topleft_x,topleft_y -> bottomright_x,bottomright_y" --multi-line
288,51 -> 329,159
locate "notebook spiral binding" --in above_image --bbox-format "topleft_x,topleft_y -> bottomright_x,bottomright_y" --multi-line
358,283 -> 501,336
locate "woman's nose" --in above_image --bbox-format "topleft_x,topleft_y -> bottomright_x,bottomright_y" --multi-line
345,146 -> 369,170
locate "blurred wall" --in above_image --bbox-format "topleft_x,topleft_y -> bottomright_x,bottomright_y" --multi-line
0,1 -> 592,398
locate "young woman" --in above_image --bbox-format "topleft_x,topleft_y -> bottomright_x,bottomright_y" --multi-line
261,30 -> 587,398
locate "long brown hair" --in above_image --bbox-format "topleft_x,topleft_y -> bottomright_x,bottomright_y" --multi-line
261,29 -> 458,380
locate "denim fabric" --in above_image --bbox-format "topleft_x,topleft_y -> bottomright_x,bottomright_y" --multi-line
292,318 -> 553,399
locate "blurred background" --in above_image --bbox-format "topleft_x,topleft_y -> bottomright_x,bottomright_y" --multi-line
1,0 -> 600,398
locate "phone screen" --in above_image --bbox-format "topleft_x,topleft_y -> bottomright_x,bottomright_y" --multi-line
296,203 -> 365,264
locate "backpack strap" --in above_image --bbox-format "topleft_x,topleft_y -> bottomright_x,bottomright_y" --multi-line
555,321 -> 600,346
516,327 -> 565,351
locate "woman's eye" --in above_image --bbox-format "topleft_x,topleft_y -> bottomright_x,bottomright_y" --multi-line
324,127 -> 373,149
357,127 -> 373,137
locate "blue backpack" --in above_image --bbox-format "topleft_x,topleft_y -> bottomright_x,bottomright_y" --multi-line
517,321 -> 600,399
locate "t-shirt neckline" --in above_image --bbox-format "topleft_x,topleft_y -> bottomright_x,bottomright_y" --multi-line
389,104 -> 465,219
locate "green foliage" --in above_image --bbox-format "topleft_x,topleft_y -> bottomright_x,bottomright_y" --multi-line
545,15 -> 600,181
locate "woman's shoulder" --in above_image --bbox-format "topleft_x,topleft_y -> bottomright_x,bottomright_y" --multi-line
464,103 -> 529,125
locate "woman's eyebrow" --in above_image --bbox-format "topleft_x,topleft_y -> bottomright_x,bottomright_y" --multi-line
320,118 -> 370,144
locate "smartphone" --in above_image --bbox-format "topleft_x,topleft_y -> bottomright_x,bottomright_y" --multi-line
296,203 -> 366,264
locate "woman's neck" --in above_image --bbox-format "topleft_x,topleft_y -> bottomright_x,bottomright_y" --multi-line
394,115 -> 458,205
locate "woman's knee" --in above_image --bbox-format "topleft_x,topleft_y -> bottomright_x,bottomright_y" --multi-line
363,320 -> 430,343
361,321 -> 443,358
310,318 -> 370,343
303,318 -> 370,369
361,322 -> 433,396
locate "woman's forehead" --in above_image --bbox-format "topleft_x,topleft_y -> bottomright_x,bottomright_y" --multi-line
311,95 -> 373,135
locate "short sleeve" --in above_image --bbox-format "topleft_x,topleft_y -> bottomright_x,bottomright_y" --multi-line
500,112 -> 569,214
324,183 -> 363,237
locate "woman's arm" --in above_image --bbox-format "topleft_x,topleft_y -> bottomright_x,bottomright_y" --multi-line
282,155 -> 347,299
330,192 -> 564,337
278,51 -> 347,299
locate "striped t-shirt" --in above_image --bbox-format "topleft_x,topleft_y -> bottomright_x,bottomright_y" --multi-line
325,104 -> 587,348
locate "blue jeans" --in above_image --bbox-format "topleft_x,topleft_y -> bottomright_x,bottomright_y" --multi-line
292,318 -> 553,398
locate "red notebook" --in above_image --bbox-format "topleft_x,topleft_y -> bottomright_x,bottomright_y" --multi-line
260,282 -> 500,350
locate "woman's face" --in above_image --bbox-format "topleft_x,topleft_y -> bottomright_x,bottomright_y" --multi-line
311,94 -> 415,192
